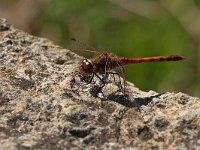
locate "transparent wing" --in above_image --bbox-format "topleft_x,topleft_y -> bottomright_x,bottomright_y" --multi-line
68,38 -> 102,58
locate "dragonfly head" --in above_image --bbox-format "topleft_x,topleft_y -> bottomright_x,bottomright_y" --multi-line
79,59 -> 94,75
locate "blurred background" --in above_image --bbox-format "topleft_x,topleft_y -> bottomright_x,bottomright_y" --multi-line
1,0 -> 199,97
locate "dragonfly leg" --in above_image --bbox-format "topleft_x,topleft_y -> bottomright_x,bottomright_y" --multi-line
82,73 -> 105,85
110,72 -> 123,90
94,73 -> 105,85
115,61 -> 126,94
88,73 -> 95,83
81,73 -> 94,83
101,72 -> 124,92
104,56 -> 111,77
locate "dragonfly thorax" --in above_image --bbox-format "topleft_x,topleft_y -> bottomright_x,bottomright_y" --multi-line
79,59 -> 94,75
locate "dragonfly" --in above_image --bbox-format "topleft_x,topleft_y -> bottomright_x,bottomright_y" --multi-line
71,38 -> 184,93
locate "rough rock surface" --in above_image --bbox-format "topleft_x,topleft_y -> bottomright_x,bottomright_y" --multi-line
0,18 -> 200,150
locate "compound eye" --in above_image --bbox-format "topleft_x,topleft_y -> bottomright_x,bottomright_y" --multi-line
79,59 -> 94,75
82,59 -> 93,70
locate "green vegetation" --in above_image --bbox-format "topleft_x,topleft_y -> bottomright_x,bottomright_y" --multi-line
32,0 -> 199,96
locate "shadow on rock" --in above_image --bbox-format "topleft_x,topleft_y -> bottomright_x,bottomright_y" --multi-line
105,93 -> 163,108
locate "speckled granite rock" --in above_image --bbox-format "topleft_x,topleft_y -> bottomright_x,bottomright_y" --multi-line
0,18 -> 200,150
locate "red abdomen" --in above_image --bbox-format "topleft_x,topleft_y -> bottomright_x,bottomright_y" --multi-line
119,55 -> 184,66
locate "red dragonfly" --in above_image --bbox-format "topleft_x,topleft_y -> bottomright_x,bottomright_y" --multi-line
71,38 -> 184,92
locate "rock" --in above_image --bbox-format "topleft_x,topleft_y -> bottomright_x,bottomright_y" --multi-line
0,18 -> 200,149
